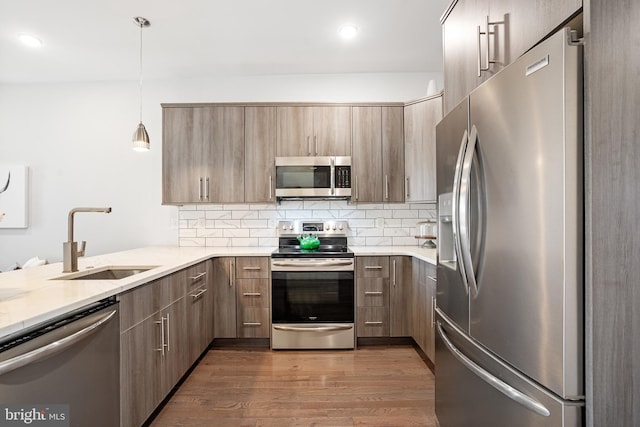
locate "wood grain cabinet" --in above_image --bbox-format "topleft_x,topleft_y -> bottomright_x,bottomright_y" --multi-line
214,256 -> 270,339
356,256 -> 412,338
411,258 -> 437,363
404,96 -> 442,203
162,105 -> 245,204
352,106 -> 405,203
276,106 -> 351,157
185,261 -> 214,365
245,106 -> 276,203
441,0 -> 582,113
119,271 -> 192,427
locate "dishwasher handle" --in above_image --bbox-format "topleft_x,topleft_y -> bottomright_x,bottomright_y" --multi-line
0,309 -> 117,377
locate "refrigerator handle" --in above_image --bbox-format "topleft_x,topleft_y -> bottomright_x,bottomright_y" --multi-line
459,125 -> 480,298
452,129 -> 470,295
436,320 -> 551,417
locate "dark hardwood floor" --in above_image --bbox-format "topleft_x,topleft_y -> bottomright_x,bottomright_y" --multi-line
149,345 -> 436,426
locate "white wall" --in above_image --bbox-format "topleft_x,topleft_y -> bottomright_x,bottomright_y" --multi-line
0,71 -> 441,269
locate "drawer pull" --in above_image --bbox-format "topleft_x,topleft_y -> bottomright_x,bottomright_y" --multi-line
190,288 -> 207,299
243,322 -> 262,326
364,321 -> 383,325
364,291 -> 383,295
243,292 -> 262,297
427,275 -> 437,282
364,266 -> 383,270
242,266 -> 262,271
190,272 -> 207,281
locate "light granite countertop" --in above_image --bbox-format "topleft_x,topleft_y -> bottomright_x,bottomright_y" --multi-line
0,245 -> 437,339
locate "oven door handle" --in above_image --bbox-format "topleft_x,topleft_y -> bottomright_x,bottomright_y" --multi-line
273,325 -> 353,332
271,260 -> 353,268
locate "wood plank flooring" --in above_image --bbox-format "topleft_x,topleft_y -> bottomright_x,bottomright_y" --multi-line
148,345 -> 436,427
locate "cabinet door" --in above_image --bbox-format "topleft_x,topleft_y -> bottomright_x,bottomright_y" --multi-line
425,264 -> 437,362
411,260 -> 428,352
382,106 -> 405,203
245,106 -> 276,203
120,315 -> 163,427
404,98 -> 441,203
276,106 -> 314,156
352,107 -> 383,202
442,0 -> 487,113
489,0 -> 581,72
213,257 -> 237,338
390,256 -> 413,337
202,106 -> 245,203
160,297 -> 189,396
185,261 -> 213,364
162,107 -> 202,204
314,106 -> 352,156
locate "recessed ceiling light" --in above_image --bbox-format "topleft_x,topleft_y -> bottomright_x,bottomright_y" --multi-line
18,33 -> 43,48
338,25 -> 358,40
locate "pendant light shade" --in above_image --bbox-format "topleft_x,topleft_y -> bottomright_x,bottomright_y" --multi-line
132,17 -> 150,151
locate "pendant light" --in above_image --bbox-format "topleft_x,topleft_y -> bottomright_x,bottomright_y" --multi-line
132,17 -> 150,151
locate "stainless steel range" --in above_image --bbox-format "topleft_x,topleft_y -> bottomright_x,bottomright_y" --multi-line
271,220 -> 355,350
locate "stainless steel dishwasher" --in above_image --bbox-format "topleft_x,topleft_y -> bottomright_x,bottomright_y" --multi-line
0,298 -> 119,427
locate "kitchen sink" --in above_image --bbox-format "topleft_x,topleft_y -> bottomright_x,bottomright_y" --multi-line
52,266 -> 159,281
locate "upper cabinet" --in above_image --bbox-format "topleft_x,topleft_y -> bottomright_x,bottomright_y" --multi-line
352,106 -> 404,203
163,106 -> 244,204
276,106 -> 351,157
245,107 -> 276,203
404,95 -> 442,203
441,0 -> 582,113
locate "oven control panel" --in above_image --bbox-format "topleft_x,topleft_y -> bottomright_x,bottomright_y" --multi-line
277,220 -> 349,237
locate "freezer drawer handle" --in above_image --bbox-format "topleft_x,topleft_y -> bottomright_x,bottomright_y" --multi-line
0,310 -> 117,376
273,325 -> 352,333
436,321 -> 551,417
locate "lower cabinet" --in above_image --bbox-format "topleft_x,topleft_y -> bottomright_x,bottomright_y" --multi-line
356,256 -> 412,338
119,260 -> 213,427
411,258 -> 437,363
214,256 -> 270,339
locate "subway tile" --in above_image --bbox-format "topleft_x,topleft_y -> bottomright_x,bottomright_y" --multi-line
366,209 -> 393,218
214,219 -> 242,229
223,228 -> 250,238
384,219 -> 402,227
205,237 -> 231,247
348,237 -> 367,246
312,210 -> 338,219
356,203 -> 384,210
188,218 -> 206,229
231,238 -> 259,247
339,210 -> 366,219
393,236 -> 420,246
330,200 -> 350,210
384,227 -> 411,237
179,205 -> 197,211
196,204 -> 223,211
366,236 -> 394,246
419,210 -> 438,219
180,229 -> 197,238
197,228 -> 223,238
392,210 -> 419,219
259,210 -> 285,219
304,200 -> 332,210
279,200 -> 304,210
179,211 -> 205,220
232,210 -> 259,220
250,203 -> 277,211
401,218 -> 420,228
348,219 -> 375,228
179,238 -> 205,247
354,228 -> 384,237
241,220 -> 269,228
258,237 -> 278,247
178,220 -> 189,228
384,203 -> 410,210
250,228 -> 276,238
205,210 -> 232,220
286,210 -> 308,219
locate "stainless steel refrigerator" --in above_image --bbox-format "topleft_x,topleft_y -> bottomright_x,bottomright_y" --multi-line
434,28 -> 584,427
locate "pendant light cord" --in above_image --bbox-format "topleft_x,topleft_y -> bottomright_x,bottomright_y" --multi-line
138,19 -> 143,124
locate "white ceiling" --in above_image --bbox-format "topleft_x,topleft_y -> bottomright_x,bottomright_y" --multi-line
0,0 -> 449,84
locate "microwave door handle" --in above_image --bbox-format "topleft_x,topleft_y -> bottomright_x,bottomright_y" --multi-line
330,157 -> 335,196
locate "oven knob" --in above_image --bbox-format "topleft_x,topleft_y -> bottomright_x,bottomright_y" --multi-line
282,225 -> 287,230
325,225 -> 330,231
338,224 -> 344,230
289,225 -> 294,230
332,225 -> 337,230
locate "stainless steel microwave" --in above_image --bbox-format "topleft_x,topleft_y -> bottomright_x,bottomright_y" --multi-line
275,156 -> 351,199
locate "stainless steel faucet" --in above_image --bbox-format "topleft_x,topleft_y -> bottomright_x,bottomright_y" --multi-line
63,207 -> 112,272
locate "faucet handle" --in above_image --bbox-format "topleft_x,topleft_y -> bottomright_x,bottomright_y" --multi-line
77,240 -> 86,257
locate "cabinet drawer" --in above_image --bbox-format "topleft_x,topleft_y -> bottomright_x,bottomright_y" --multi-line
119,273 -> 182,332
357,307 -> 390,337
357,278 -> 389,307
237,279 -> 269,308
356,256 -> 390,278
235,257 -> 269,279
237,307 -> 270,338
184,261 -> 210,290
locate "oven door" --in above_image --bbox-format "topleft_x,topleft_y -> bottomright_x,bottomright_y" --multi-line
272,270 -> 354,323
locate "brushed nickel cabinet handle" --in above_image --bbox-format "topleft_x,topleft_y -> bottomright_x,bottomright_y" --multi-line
427,275 -> 437,282
385,175 -> 389,200
307,136 -> 311,156
406,177 -> 410,198
155,318 -> 165,356
190,272 -> 207,281
314,134 -> 318,155
229,259 -> 234,287
190,288 -> 207,299
364,291 -> 383,295
364,265 -> 383,270
198,177 -> 203,201
392,259 -> 397,288
243,292 -> 262,297
243,266 -> 261,271
243,322 -> 262,326
205,177 -> 210,200
365,321 -> 383,325
164,313 -> 170,353
269,175 -> 273,200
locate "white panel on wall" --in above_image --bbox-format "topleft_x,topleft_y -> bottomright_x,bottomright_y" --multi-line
0,165 -> 28,228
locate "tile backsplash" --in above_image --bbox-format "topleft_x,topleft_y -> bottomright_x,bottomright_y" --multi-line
178,200 -> 436,247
